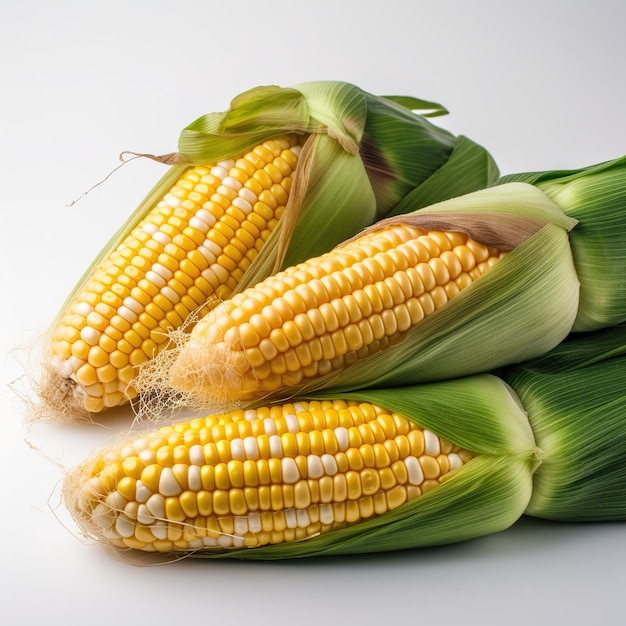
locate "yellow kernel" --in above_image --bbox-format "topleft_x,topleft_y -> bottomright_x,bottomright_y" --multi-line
419,456 -> 441,480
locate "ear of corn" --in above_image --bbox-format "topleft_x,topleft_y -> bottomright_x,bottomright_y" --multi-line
63,325 -> 626,561
39,135 -> 303,418
35,81 -> 499,420
502,324 -> 626,521
498,155 -> 626,331
153,182 -> 579,410
64,374 -> 537,560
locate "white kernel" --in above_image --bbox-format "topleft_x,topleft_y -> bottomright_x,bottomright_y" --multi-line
289,145 -> 302,157
424,430 -> 441,456
405,457 -> 424,485
335,427 -> 349,451
264,418 -> 277,435
202,535 -> 218,547
321,454 -> 338,476
202,239 -> 223,257
210,263 -> 229,283
217,534 -> 234,548
115,516 -> 136,538
307,455 -> 324,479
244,409 -> 258,421
196,208 -> 218,229
117,305 -> 138,324
232,196 -> 252,213
189,216 -> 210,233
145,270 -> 166,289
136,504 -> 154,525
105,491 -> 127,511
151,520 -> 168,540
189,444 -> 204,465
320,503 -> 334,525
285,509 -> 297,529
145,493 -> 165,520
138,448 -> 156,465
197,245 -> 217,265
141,222 -> 158,235
234,516 -> 248,535
221,176 -> 243,191
74,302 -> 94,316
135,480 -> 152,503
233,535 -> 245,548
91,503 -> 115,529
210,165 -> 229,179
188,465 -> 202,491
243,436 -> 260,460
152,263 -> 173,281
217,159 -> 235,170
285,413 -> 299,434
448,453 -> 463,470
80,326 -> 100,346
296,509 -> 310,528
163,193 -> 181,208
187,539 -> 204,549
120,444 -> 137,458
123,296 -> 143,316
230,438 -> 245,461
152,231 -> 171,246
282,457 -> 300,484
161,286 -> 180,305
269,435 -> 282,457
238,187 -> 257,204
248,512 -> 262,534
158,467 -> 182,497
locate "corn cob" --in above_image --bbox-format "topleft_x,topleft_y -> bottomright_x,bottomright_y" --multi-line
40,136 -> 302,417
66,398 -> 475,553
151,182 -> 579,410
168,224 -> 507,405
35,81 -> 499,421
64,325 -> 626,561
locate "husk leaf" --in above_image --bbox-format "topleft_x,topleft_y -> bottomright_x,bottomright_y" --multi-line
502,325 -> 626,521
498,155 -> 626,331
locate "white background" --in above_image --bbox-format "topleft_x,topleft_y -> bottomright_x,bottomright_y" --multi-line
2,1 -> 625,624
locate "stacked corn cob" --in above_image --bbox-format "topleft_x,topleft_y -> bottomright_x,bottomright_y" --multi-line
26,81 -> 626,562
63,324 -> 626,559
33,81 -> 498,421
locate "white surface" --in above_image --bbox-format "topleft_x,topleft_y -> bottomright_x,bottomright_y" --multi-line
2,1 -> 625,624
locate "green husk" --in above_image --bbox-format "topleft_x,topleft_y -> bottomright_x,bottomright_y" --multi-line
199,375 -> 538,560
498,155 -> 626,331
502,324 -> 626,521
